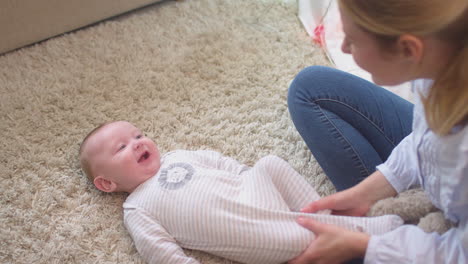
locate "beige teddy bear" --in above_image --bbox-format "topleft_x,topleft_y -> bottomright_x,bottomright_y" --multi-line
367,188 -> 454,234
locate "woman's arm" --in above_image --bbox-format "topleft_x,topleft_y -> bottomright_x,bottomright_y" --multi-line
366,223 -> 468,263
301,170 -> 397,216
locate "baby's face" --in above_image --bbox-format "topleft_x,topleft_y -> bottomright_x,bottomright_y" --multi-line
84,121 -> 161,193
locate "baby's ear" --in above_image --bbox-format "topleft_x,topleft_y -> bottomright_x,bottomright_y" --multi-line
94,176 -> 118,193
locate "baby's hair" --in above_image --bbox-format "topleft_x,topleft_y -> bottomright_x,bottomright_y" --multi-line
79,122 -> 112,183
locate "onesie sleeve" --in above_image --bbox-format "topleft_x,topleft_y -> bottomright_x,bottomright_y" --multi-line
189,150 -> 250,175
124,207 -> 200,264
364,223 -> 468,264
376,132 -> 420,193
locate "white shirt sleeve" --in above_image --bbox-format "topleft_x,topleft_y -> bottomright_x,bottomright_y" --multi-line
376,132 -> 421,193
364,223 -> 468,264
124,207 -> 200,264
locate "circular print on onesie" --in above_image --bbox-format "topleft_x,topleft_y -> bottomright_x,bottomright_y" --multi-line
158,163 -> 194,190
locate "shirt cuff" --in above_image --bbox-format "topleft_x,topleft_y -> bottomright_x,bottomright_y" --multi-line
363,236 -> 379,264
376,164 -> 406,193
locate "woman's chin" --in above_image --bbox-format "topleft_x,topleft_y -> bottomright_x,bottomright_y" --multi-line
371,76 -> 406,87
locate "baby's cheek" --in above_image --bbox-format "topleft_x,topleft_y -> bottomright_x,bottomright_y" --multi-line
119,155 -> 134,169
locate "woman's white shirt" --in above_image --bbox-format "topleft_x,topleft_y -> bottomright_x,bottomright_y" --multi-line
368,79 -> 468,263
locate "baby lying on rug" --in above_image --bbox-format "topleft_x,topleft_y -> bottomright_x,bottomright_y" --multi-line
79,121 -> 403,264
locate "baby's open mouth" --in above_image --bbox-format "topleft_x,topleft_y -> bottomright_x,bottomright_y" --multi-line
138,151 -> 150,163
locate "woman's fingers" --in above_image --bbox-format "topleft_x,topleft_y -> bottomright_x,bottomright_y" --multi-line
300,195 -> 337,213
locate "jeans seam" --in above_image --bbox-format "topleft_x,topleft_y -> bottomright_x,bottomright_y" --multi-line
314,98 -> 397,147
313,101 -> 371,177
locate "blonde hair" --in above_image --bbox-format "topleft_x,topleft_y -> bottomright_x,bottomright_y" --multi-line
79,122 -> 112,182
339,0 -> 468,135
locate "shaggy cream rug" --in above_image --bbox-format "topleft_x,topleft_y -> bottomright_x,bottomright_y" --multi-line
0,0 -> 444,263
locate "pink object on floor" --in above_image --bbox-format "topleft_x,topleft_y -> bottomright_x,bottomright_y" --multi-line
313,24 -> 325,46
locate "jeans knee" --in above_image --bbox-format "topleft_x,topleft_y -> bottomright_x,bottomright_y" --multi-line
298,65 -> 335,79
288,67 -> 325,116
288,65 -> 337,101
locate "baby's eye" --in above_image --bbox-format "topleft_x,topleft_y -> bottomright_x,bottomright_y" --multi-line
118,144 -> 126,151
136,134 -> 142,139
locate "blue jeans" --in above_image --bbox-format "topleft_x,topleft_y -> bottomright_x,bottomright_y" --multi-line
288,66 -> 413,191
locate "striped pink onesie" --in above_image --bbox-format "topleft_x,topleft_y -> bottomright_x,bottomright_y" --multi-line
123,150 -> 403,264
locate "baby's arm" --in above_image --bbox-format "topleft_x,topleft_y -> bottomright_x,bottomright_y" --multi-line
188,150 -> 250,175
124,207 -> 200,264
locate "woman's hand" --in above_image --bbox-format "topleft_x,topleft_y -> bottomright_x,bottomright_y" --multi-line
302,170 -> 398,216
301,186 -> 371,216
289,171 -> 397,263
288,217 -> 369,264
